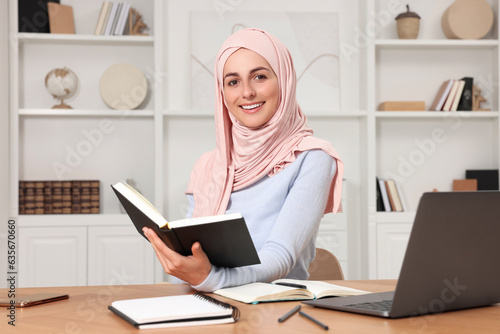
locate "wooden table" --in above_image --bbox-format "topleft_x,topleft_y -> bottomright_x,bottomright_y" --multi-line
1,280 -> 499,333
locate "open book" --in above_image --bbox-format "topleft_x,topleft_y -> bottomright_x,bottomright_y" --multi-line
214,278 -> 368,304
109,293 -> 240,329
111,181 -> 260,268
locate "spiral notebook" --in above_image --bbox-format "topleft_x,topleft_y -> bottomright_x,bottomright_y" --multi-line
109,293 -> 240,329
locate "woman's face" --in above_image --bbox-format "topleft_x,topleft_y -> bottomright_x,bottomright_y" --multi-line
222,48 -> 279,128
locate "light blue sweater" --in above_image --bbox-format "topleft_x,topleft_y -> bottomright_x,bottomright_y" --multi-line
185,149 -> 337,292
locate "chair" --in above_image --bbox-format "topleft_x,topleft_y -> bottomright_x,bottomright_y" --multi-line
308,247 -> 344,280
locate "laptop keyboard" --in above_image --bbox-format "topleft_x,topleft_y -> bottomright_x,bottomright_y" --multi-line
344,299 -> 393,312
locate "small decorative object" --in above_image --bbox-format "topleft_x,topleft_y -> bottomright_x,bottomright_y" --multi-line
442,0 -> 494,39
99,63 -> 149,110
45,67 -> 79,109
395,5 -> 421,39
472,84 -> 491,111
129,8 -> 148,36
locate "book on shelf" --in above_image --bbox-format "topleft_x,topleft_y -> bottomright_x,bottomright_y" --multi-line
213,278 -> 368,304
465,169 -> 499,190
378,101 -> 425,111
111,181 -> 260,268
113,2 -> 131,35
376,177 -> 385,212
442,80 -> 461,111
394,181 -> 408,211
103,2 -> 119,35
19,180 -> 100,215
453,179 -> 478,191
109,293 -> 240,329
386,179 -> 403,212
431,77 -> 475,112
450,80 -> 466,112
377,178 -> 391,212
47,2 -> 75,34
96,2 -> 132,36
18,0 -> 58,33
430,79 -> 454,111
94,2 -> 111,35
457,77 -> 474,111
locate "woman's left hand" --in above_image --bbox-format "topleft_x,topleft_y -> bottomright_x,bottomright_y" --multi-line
142,227 -> 212,286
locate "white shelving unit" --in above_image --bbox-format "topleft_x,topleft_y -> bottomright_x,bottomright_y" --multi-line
9,0 -> 163,287
8,0 -> 365,286
366,0 -> 500,278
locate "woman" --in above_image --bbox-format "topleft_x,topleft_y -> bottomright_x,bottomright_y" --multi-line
143,28 -> 343,292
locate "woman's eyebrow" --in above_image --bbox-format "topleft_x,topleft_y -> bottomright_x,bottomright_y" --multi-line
224,67 -> 271,80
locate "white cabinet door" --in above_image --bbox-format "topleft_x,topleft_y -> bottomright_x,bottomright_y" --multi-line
377,223 -> 412,279
19,226 -> 87,287
88,225 -> 155,286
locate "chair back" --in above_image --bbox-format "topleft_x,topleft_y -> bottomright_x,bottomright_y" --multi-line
308,248 -> 344,280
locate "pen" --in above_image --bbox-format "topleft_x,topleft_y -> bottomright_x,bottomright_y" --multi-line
277,305 -> 301,323
299,310 -> 329,330
275,282 -> 308,289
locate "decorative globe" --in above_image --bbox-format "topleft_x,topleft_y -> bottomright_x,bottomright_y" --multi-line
44,67 -> 79,109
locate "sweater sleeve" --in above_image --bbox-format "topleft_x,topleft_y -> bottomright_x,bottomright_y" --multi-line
191,150 -> 338,292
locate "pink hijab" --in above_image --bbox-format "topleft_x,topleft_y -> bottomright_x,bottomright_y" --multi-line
186,28 -> 343,217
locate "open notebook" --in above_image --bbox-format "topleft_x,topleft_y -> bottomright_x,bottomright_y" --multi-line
109,293 -> 240,329
214,278 -> 367,304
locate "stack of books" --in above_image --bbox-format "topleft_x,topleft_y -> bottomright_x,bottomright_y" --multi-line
376,178 -> 406,212
429,77 -> 473,111
19,180 -> 100,215
94,2 -> 132,36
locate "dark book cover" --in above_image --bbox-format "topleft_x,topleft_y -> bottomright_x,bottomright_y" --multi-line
376,177 -> 384,211
466,170 -> 499,190
457,77 -> 473,111
111,184 -> 260,268
18,0 -> 60,33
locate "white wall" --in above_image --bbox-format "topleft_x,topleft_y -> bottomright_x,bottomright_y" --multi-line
0,0 -> 10,288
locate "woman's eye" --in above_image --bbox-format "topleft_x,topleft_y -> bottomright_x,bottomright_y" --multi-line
227,80 -> 238,86
255,74 -> 266,81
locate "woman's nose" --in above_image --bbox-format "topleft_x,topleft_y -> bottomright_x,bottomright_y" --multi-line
242,82 -> 256,99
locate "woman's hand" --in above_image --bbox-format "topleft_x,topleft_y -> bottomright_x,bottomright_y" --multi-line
142,227 -> 212,286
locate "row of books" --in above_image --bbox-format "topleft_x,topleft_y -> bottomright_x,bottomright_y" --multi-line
429,77 -> 473,111
376,178 -> 407,212
19,180 -> 100,215
94,2 -> 132,36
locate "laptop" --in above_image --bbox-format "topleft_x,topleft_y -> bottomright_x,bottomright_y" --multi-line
303,191 -> 500,318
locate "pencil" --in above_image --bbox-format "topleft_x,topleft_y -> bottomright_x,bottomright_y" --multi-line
278,305 -> 301,323
299,310 -> 329,330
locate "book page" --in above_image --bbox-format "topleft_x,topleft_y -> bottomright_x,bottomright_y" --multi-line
214,282 -> 313,304
167,212 -> 242,229
273,279 -> 367,298
113,181 -> 168,228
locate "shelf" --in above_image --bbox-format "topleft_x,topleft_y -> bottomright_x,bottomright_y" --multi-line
18,214 -> 132,227
16,33 -> 154,45
19,109 -> 154,117
376,211 -> 416,224
375,39 -> 498,50
375,111 -> 499,119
